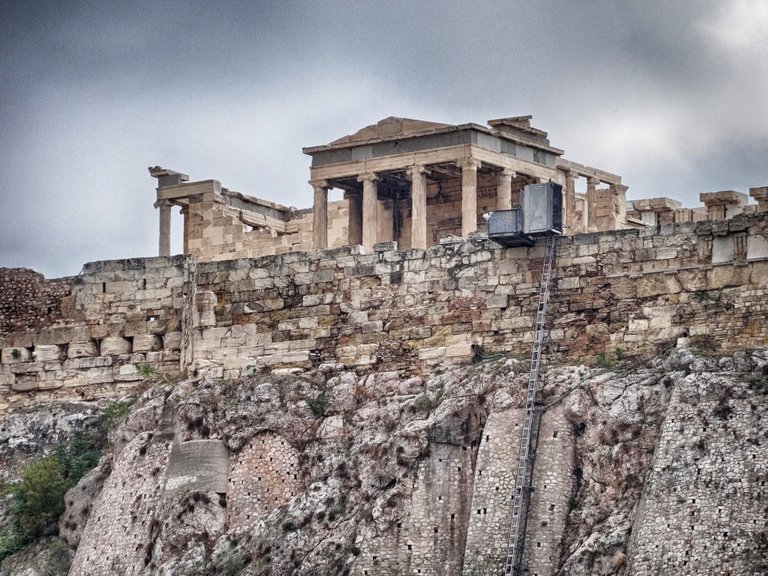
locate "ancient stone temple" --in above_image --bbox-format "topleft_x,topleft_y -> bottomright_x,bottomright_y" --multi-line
150,115 -> 767,263
304,115 -> 627,252
150,116 -> 629,261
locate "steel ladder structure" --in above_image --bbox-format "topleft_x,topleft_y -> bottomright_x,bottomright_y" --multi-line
503,233 -> 558,576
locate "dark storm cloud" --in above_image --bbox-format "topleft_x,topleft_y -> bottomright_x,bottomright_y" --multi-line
0,0 -> 765,278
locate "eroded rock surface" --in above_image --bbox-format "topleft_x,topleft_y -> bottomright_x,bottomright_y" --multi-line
2,349 -> 766,576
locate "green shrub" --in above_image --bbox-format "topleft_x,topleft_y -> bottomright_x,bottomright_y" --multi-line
55,430 -> 103,482
103,400 -> 132,432
12,456 -> 69,542
0,430 -> 104,562
596,352 -> 615,368
136,363 -> 158,379
414,393 -> 433,412
10,348 -> 21,360
414,385 -> 444,412
306,393 -> 329,418
0,526 -> 21,563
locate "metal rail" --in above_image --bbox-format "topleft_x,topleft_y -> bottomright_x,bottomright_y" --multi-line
503,233 -> 558,575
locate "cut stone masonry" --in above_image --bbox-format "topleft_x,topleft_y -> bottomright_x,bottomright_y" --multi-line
2,212 -> 767,415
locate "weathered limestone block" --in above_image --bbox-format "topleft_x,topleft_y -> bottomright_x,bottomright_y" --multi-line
11,376 -> 39,392
106,315 -> 126,337
1,347 -> 31,364
707,264 -> 751,289
747,234 -> 768,260
37,375 -> 64,390
132,334 -> 163,353
67,340 -> 98,359
163,331 -> 182,351
145,351 -> 163,364
62,373 -> 90,387
62,356 -> 112,370
86,366 -> 115,385
115,364 -> 142,382
712,236 -> 733,263
31,344 -> 61,362
86,324 -> 109,341
195,290 -> 217,327
100,337 -> 131,355
164,440 -> 229,493
418,346 -> 446,360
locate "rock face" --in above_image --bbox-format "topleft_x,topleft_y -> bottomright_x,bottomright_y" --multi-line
39,349 -> 766,575
0,401 -> 102,482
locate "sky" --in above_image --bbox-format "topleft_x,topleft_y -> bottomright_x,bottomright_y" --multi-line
1,0 -> 766,278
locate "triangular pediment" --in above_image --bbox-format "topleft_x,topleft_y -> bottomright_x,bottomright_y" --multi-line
330,116 -> 453,145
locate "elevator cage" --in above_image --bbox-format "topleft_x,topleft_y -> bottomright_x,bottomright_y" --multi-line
486,181 -> 563,247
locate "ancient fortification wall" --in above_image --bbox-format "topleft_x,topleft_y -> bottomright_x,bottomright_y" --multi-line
1,213 -> 767,413
627,367 -> 768,574
0,257 -> 188,411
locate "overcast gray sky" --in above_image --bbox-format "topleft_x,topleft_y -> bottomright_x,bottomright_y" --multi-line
1,0 -> 766,278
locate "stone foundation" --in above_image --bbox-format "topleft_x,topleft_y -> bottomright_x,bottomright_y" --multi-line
2,214 -> 768,414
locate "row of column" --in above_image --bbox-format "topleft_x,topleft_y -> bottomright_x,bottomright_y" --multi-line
312,160 -> 521,252
564,171 -> 627,232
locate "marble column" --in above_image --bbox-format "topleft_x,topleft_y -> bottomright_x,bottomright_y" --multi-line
155,200 -> 172,257
180,206 -> 190,255
496,169 -> 514,211
345,191 -> 363,246
565,170 -> 577,231
586,176 -> 599,231
358,172 -> 379,252
311,180 -> 329,250
458,158 -> 480,237
408,164 -> 428,249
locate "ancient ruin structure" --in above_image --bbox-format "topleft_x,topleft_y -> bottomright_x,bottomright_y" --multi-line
2,114 -> 767,576
303,115 -> 627,251
150,115 -> 767,265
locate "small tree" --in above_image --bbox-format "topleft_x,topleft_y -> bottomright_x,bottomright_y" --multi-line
13,457 -> 69,541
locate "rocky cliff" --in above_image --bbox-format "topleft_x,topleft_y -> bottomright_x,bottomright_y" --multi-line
2,347 -> 765,575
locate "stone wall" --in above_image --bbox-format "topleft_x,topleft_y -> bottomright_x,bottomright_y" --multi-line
626,367 -> 768,574
0,268 -> 73,335
226,432 -> 302,529
462,406 -> 575,576
190,213 -> 768,379
0,257 -> 189,412
354,427 -> 478,576
2,213 -> 768,413
69,431 -> 173,576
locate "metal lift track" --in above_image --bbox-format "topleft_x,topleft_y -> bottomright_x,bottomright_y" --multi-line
503,233 -> 558,575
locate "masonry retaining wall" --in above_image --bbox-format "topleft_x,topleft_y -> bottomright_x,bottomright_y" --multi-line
190,213 -> 768,379
2,214 -> 767,412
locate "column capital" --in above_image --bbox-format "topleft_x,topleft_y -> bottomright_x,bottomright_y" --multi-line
309,179 -> 329,190
357,172 -> 379,184
457,157 -> 481,171
153,199 -> 173,209
565,170 -> 579,180
498,168 -> 515,181
586,176 -> 600,187
406,164 -> 429,178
